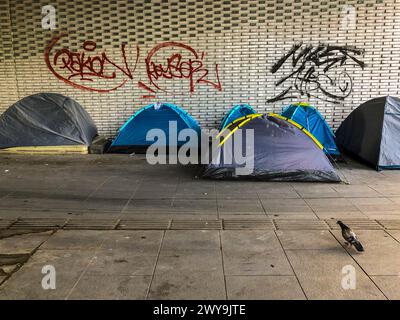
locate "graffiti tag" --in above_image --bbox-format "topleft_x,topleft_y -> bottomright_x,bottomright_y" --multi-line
139,42 -> 222,98
45,35 -> 222,97
45,34 -> 139,92
267,42 -> 365,104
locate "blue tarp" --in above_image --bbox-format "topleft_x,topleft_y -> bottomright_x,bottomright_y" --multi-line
281,104 -> 340,156
109,103 -> 201,153
219,104 -> 256,130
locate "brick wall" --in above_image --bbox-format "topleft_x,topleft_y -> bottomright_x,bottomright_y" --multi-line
0,0 -> 399,137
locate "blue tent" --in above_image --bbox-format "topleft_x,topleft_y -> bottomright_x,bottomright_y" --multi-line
281,103 -> 340,156
108,103 -> 201,153
219,104 -> 256,130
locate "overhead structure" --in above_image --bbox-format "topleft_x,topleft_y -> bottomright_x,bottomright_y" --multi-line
202,114 -> 341,182
0,93 -> 98,154
219,104 -> 256,130
108,103 -> 201,153
280,103 -> 340,156
336,96 -> 400,170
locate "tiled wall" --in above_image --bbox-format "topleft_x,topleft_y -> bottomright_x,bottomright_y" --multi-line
1,0 -> 399,137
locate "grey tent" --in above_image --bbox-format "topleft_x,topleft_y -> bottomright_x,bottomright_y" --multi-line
202,114 -> 341,182
336,96 -> 400,170
0,93 -> 97,152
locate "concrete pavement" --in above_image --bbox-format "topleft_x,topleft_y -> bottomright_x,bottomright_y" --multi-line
0,154 -> 400,299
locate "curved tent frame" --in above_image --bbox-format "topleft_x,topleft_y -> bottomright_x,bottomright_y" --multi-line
280,103 -> 339,155
217,113 -> 323,151
109,102 -> 201,153
219,104 -> 256,131
203,114 -> 341,182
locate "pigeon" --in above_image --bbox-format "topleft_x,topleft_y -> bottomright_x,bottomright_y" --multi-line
337,221 -> 364,252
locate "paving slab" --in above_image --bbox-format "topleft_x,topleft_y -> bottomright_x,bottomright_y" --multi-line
150,230 -> 225,299
6,198 -> 88,212
120,213 -> 217,220
0,249 -> 94,299
82,231 -> 163,276
363,213 -> 400,220
332,230 -> 400,276
221,230 -> 293,276
219,214 -> 270,220
268,213 -> 319,219
0,231 -> 52,254
41,230 -> 105,250
86,250 -> 158,276
172,200 -> 217,212
83,198 -> 128,212
305,198 -> 360,213
148,271 -> 226,300
370,276 -> 400,300
387,230 -> 400,242
315,212 -> 369,220
256,183 -> 299,199
161,230 -> 220,252
347,197 -> 393,206
216,192 -> 262,200
175,182 -> 216,199
369,184 -> 400,196
389,197 -> 400,204
332,185 -> 381,198
286,249 -> 386,300
217,199 -> 264,213
124,199 -> 173,213
0,210 -> 119,219
156,250 -> 222,274
99,230 -> 163,252
261,198 -> 313,214
67,274 -> 151,299
292,184 -> 339,198
215,183 -> 262,199
276,230 -> 342,250
154,230 -> 222,273
226,275 -> 306,300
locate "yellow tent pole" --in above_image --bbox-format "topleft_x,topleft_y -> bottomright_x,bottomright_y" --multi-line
219,115 -> 261,146
268,113 -> 324,150
217,113 -> 262,138
293,102 -> 311,107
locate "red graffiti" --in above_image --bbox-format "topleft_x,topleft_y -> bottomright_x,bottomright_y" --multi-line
141,41 -> 222,97
44,34 -> 139,92
45,36 -> 222,97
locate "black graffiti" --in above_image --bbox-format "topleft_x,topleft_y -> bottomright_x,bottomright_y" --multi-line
267,42 -> 365,104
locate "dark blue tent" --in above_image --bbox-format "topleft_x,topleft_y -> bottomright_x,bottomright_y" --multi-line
108,103 -> 201,153
202,114 -> 340,182
336,96 -> 400,170
281,103 -> 340,156
0,93 -> 97,150
219,104 -> 256,130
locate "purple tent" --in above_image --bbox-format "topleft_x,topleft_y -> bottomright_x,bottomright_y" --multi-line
202,114 -> 340,182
